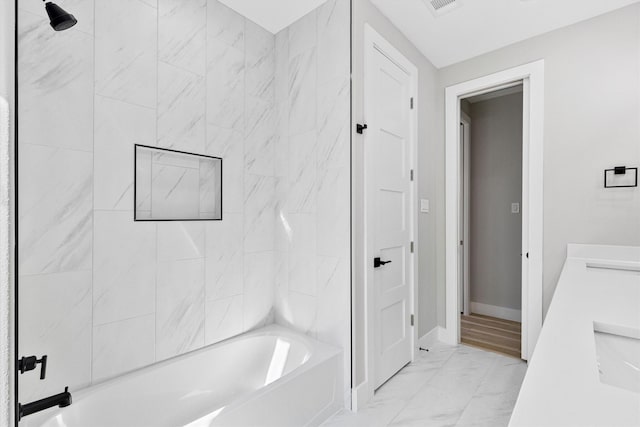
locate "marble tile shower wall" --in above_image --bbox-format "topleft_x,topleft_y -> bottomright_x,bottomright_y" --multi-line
17,0 -> 284,402
273,0 -> 351,403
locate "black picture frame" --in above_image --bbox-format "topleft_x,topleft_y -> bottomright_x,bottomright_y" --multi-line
133,144 -> 223,221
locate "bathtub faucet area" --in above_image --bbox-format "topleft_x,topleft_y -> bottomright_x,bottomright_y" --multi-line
18,387 -> 72,421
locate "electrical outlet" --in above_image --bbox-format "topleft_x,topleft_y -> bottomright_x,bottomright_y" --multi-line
511,203 -> 520,214
421,199 -> 430,213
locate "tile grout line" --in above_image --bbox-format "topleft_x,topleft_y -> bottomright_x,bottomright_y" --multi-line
89,0 -> 97,387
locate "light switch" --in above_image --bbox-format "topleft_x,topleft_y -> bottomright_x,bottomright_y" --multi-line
421,199 -> 430,213
511,203 -> 520,214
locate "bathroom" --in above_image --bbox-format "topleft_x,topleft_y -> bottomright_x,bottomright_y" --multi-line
0,0 -> 639,426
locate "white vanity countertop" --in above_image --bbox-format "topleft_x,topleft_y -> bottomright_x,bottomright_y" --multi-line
509,244 -> 640,427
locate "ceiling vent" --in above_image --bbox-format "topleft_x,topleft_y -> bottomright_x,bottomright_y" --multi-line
425,0 -> 461,16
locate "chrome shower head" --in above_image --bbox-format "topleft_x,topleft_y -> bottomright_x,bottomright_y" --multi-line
44,1 -> 77,31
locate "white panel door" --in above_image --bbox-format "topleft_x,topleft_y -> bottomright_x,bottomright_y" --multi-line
370,47 -> 413,389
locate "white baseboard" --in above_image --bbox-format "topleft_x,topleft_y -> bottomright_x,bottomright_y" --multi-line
351,380 -> 372,412
470,302 -> 521,322
418,326 -> 444,348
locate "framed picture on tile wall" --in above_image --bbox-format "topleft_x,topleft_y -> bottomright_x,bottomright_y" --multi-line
134,144 -> 222,221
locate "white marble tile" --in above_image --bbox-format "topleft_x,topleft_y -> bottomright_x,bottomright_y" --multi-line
288,130 -> 317,213
18,271 -> 92,402
288,9 -> 317,58
243,175 -> 275,253
275,29 -> 289,104
92,314 -> 155,383
454,392 -> 518,427
159,0 -> 207,75
206,38 -> 245,131
207,0 -> 244,50
244,97 -> 277,176
274,177 -> 291,251
273,250 -> 289,323
206,125 -> 244,213
205,213 -> 244,300
245,20 -> 275,101
205,295 -> 243,345
18,10 -> 93,151
156,259 -> 205,360
19,0 -> 94,35
317,0 -> 350,86
321,398 -> 407,427
284,291 -> 317,337
150,162 -> 200,219
288,213 -> 317,296
427,346 -> 496,393
317,167 -> 350,258
199,159 -> 222,217
157,222 -> 205,261
94,96 -> 156,211
288,48 -> 317,136
317,76 -> 350,170
19,145 -> 92,275
274,102 -> 289,178
389,384 -> 474,427
157,62 -> 206,153
135,149 -> 153,215
475,356 -> 527,396
316,256 -> 349,344
243,252 -> 275,331
95,0 -> 157,108
93,211 -> 156,325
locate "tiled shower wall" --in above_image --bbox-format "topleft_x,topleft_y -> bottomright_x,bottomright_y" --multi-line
273,0 -> 351,403
18,0 -> 349,404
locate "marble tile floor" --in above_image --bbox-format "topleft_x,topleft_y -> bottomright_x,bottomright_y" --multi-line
322,342 -> 527,427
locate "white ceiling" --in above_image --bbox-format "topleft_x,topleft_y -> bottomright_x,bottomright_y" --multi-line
370,0 -> 640,68
219,0 -> 328,34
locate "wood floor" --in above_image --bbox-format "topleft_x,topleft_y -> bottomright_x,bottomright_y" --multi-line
461,313 -> 521,358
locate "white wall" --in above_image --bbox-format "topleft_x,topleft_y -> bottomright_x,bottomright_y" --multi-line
0,0 -> 15,423
272,0 -> 352,404
352,0 -> 440,387
17,0 -> 351,406
438,3 -> 640,322
469,93 -> 523,312
17,0 -> 278,402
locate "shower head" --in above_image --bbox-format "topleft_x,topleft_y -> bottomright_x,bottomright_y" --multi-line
44,1 -> 77,31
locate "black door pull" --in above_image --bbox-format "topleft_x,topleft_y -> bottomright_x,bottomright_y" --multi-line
374,257 -> 392,268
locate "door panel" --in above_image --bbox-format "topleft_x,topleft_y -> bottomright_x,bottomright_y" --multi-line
370,47 -> 413,389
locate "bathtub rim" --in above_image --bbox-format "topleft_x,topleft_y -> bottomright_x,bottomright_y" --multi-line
20,324 -> 343,426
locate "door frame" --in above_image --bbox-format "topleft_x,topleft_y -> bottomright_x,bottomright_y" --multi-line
360,24 -> 418,405
460,112 -> 471,316
443,61 -> 544,361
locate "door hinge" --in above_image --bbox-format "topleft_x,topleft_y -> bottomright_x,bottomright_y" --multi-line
410,97 -> 414,109
410,169 -> 414,181
411,314 -> 414,326
410,241 -> 414,253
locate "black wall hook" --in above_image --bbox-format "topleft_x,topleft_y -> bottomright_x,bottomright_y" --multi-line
356,123 -> 368,134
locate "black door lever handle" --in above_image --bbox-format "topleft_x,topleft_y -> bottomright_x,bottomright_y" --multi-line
374,257 -> 392,268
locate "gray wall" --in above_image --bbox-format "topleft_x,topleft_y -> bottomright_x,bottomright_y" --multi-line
352,0 -> 440,386
469,93 -> 523,311
437,3 -> 640,324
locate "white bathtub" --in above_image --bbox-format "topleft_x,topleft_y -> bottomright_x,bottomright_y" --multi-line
21,325 -> 343,427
